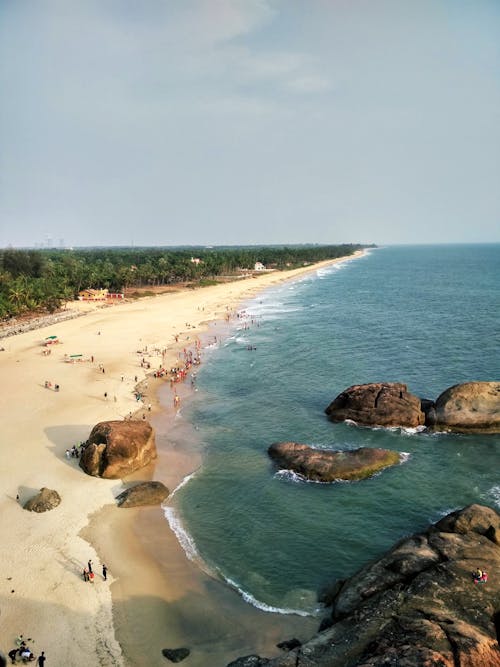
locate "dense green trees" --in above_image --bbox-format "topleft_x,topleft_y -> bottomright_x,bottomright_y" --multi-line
0,244 -> 369,319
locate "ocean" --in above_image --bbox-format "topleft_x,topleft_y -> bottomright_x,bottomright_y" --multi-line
162,244 -> 500,617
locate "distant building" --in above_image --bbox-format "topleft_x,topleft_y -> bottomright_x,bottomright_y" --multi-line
254,262 -> 266,271
190,257 -> 202,265
78,288 -> 124,301
78,288 -> 108,301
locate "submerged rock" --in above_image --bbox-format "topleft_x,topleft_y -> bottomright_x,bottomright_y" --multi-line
268,442 -> 401,482
325,382 -> 425,428
116,481 -> 169,507
432,381 -> 500,433
24,487 -> 61,512
80,420 -> 157,479
230,504 -> 500,666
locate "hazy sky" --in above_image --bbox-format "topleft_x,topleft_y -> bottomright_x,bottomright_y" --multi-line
1,1 -> 499,248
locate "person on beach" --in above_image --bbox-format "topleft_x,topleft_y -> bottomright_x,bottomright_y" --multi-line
37,651 -> 46,666
65,449 -> 71,459
102,564 -> 107,580
83,567 -> 89,582
88,559 -> 93,574
8,648 -> 17,664
20,647 -> 33,662
174,394 -> 181,408
104,392 -> 108,401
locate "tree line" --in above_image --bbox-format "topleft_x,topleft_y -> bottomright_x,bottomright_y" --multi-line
0,244 -> 369,318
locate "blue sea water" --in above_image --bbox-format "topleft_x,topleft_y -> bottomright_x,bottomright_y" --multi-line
164,245 -> 500,615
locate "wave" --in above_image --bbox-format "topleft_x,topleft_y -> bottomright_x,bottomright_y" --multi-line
169,469 -> 199,498
163,498 -> 319,617
483,485 -> 500,509
222,575 -> 318,617
163,505 -> 200,564
343,419 -> 426,435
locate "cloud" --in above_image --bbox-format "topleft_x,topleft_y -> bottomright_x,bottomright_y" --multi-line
287,74 -> 332,94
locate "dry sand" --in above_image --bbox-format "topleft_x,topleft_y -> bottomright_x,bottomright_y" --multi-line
0,252 -> 364,666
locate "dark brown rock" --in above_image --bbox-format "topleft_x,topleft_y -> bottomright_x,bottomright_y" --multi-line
162,648 -> 190,663
232,504 -> 500,667
79,420 -> 157,479
268,442 -> 401,482
116,481 -> 169,508
325,382 -> 425,428
276,639 -> 301,651
433,381 -> 500,433
23,487 -> 61,512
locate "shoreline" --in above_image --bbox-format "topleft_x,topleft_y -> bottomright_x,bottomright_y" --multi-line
0,251 -> 366,666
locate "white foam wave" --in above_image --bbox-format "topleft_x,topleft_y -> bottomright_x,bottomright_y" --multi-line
169,470 -> 198,498
483,485 -> 500,509
316,264 -> 344,278
275,469 -> 308,484
399,452 -> 411,463
163,505 -> 200,563
401,425 -> 427,435
223,575 -> 316,617
274,469 -> 349,485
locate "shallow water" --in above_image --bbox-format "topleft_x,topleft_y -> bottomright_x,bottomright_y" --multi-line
163,245 -> 500,615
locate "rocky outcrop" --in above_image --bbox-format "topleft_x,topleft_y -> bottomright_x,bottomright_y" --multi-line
80,420 -> 157,479
430,381 -> 500,433
268,442 -> 401,482
23,487 -> 61,512
227,657 -> 270,667
116,481 -> 169,507
229,504 -> 500,667
325,383 -> 425,428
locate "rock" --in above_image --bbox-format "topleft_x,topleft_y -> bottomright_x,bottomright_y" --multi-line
116,481 -> 169,507
238,504 -> 500,666
276,639 -> 301,651
268,442 -> 401,482
23,487 -> 61,512
325,382 -> 425,428
433,381 -> 500,433
79,420 -> 157,479
226,656 -> 270,667
162,648 -> 190,663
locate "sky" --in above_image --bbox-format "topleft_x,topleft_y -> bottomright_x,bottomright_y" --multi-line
1,0 -> 499,248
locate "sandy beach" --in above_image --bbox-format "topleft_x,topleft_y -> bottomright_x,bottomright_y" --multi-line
0,252 -> 364,666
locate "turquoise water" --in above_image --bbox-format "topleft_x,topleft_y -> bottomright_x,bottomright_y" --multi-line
165,245 -> 500,615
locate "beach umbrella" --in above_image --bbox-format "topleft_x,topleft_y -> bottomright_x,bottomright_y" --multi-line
45,335 -> 58,339
69,354 -> 82,357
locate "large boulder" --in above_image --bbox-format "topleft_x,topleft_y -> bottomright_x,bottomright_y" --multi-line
325,382 -> 425,428
230,504 -> 500,667
116,481 -> 169,507
80,420 -> 157,479
24,487 -> 61,512
268,442 -> 401,482
432,381 -> 500,433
